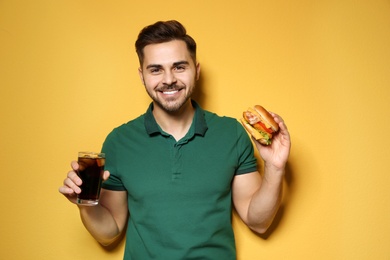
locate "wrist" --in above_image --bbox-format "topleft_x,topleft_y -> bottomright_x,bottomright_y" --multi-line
265,162 -> 285,173
264,163 -> 285,182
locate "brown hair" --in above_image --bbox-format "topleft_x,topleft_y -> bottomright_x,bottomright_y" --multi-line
135,20 -> 197,66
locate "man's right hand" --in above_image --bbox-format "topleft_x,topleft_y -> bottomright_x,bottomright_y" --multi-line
58,161 -> 110,204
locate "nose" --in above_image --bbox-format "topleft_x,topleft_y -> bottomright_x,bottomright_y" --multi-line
162,71 -> 177,86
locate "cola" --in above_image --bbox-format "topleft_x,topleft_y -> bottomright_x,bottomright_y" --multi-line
77,152 -> 105,205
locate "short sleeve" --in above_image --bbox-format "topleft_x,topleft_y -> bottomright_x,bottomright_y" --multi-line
101,131 -> 126,191
235,121 -> 258,175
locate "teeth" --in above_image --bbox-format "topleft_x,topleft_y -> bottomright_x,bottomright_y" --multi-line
163,90 -> 179,95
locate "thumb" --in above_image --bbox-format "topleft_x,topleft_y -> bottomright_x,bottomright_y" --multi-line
103,170 -> 110,181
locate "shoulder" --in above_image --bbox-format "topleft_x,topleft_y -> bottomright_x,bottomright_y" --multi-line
203,110 -> 240,127
105,114 -> 146,141
204,110 -> 246,136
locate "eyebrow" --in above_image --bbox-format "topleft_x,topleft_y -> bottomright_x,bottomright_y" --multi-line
173,61 -> 190,67
145,61 -> 190,70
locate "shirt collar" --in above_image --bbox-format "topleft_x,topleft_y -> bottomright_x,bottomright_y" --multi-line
144,100 -> 208,137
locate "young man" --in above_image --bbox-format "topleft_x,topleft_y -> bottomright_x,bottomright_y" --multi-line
59,20 -> 291,259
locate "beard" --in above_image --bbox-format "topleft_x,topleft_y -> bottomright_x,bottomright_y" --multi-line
146,83 -> 195,113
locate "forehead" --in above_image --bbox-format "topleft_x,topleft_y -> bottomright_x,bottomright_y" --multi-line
142,40 -> 191,67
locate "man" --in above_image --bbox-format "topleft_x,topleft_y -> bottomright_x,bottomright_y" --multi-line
59,20 -> 291,259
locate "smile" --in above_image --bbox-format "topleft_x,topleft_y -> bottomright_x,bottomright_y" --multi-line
163,90 -> 179,95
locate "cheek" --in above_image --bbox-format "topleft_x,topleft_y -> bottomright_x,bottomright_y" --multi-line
177,73 -> 196,84
143,76 -> 161,88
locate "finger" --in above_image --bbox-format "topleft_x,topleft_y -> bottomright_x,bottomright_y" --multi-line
58,185 -> 78,205
66,170 -> 82,192
102,171 -> 110,181
58,185 -> 77,195
278,120 -> 288,131
59,175 -> 80,194
276,122 -> 291,144
71,160 -> 79,171
269,111 -> 282,123
269,111 -> 280,118
64,172 -> 83,192
67,170 -> 82,186
269,112 -> 287,130
63,176 -> 82,194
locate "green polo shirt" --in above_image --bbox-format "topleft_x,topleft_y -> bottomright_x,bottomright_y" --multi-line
102,101 -> 257,259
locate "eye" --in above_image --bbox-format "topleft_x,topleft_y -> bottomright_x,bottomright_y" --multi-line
174,65 -> 186,72
149,68 -> 162,74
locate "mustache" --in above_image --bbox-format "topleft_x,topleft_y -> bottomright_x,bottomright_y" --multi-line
156,84 -> 183,92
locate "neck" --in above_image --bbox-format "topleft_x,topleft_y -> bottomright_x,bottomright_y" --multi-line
152,100 -> 195,141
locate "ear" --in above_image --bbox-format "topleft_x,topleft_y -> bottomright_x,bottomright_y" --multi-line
138,67 -> 145,85
195,62 -> 201,81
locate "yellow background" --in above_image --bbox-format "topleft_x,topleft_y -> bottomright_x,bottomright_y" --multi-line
1,0 -> 389,259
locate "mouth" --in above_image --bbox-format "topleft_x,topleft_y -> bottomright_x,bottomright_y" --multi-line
158,85 -> 184,96
162,89 -> 180,95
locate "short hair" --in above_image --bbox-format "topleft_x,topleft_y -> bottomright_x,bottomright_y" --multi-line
135,20 -> 197,66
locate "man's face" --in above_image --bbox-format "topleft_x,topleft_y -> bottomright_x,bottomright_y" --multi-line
138,40 -> 200,113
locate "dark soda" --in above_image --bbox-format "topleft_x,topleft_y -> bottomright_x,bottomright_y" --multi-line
77,153 -> 105,205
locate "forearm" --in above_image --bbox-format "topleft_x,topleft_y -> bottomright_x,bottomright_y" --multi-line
78,205 -> 123,246
247,166 -> 284,234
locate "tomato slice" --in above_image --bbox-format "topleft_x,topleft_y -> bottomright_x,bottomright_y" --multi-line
253,121 -> 273,134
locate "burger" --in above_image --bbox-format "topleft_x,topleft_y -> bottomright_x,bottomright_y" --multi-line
240,105 -> 279,145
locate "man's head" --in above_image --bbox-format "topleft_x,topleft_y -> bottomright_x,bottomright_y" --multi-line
136,21 -> 200,113
135,20 -> 197,67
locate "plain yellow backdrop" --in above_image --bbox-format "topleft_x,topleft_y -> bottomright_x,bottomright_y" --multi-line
1,0 -> 389,259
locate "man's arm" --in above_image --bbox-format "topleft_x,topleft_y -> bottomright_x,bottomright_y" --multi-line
232,112 -> 290,234
232,169 -> 283,234
78,189 -> 128,246
59,162 -> 129,246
